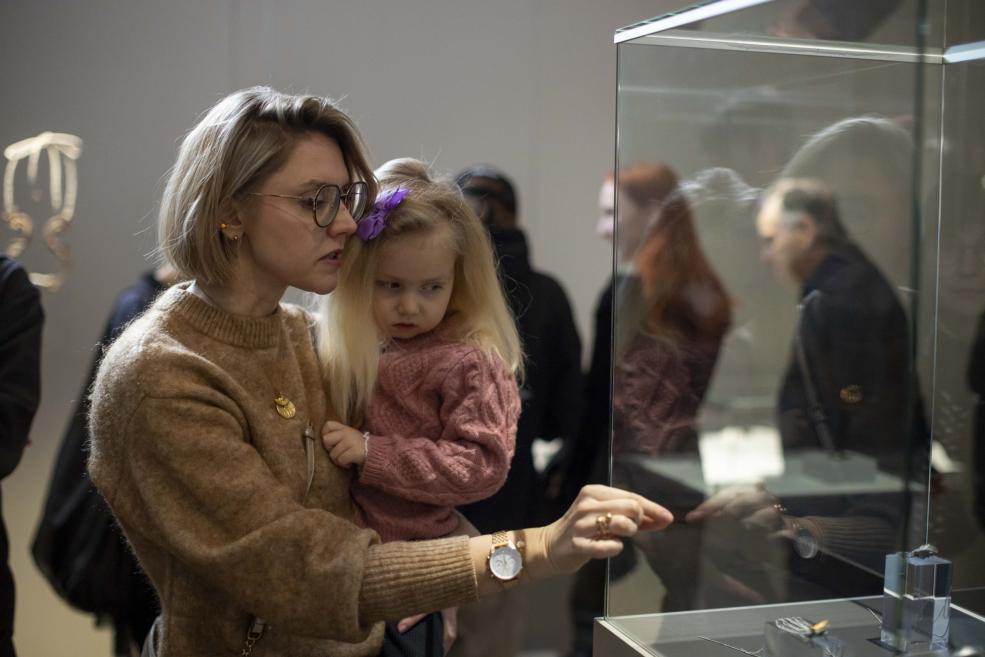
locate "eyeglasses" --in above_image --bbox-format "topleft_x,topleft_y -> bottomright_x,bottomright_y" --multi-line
248,181 -> 369,228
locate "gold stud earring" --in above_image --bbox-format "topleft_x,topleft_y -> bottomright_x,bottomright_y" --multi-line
220,223 -> 228,230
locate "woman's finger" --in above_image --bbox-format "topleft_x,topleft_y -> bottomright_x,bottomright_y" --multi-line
573,498 -> 645,524
575,486 -> 672,528
573,510 -> 639,539
687,485 -> 761,522
571,534 -> 626,559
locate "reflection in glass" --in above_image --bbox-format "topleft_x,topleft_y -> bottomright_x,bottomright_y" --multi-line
604,1 -> 985,654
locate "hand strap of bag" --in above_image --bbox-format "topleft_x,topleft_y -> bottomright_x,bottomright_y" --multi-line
795,290 -> 837,452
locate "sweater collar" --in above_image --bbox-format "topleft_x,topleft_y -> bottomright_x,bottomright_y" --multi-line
386,314 -> 463,352
160,283 -> 283,349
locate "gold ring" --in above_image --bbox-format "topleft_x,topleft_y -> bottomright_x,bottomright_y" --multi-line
595,512 -> 613,538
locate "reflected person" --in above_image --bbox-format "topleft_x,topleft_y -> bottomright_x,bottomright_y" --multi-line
687,178 -> 919,602
564,164 -> 686,657
781,116 -> 914,294
609,166 -> 733,611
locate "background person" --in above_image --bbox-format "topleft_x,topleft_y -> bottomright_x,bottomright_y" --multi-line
452,164 -> 582,533
449,163 -> 583,657
0,255 -> 44,657
32,265 -> 176,655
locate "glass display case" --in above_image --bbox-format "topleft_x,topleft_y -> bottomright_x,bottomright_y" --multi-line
598,1 -> 985,654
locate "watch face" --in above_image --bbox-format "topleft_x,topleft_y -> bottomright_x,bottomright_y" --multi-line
795,527 -> 819,559
490,545 -> 523,580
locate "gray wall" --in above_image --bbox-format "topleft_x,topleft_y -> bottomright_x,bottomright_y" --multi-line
0,0 -> 679,652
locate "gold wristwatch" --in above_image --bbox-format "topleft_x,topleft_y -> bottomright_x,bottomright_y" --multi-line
488,531 -> 524,587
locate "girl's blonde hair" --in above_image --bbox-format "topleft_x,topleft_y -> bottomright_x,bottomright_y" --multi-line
158,87 -> 377,284
319,157 -> 521,424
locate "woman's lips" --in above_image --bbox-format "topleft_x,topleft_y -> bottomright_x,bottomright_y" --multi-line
319,249 -> 342,265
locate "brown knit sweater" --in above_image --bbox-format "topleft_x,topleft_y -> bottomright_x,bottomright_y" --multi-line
88,284 -> 477,657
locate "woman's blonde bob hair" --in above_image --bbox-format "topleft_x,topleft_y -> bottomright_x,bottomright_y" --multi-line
158,86 -> 377,284
319,158 -> 522,425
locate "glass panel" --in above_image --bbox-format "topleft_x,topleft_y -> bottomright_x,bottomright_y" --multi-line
617,0 -> 947,53
931,50 -> 985,614
605,3 -> 985,656
606,4 -> 949,653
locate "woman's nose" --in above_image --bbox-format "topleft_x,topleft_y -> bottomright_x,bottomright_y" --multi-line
328,204 -> 358,238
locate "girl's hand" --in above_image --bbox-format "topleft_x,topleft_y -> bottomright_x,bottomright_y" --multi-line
526,485 -> 673,577
322,421 -> 366,468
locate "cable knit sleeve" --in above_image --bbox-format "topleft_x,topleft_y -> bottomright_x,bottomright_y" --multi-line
359,350 -> 519,506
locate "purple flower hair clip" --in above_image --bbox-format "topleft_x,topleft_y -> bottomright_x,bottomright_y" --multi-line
357,187 -> 409,241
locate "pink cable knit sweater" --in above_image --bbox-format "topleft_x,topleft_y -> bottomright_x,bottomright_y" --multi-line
354,321 -> 520,542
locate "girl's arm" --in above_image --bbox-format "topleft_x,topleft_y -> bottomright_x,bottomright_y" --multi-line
357,349 -> 520,506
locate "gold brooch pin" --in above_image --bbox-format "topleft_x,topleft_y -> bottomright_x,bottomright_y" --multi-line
274,393 -> 296,419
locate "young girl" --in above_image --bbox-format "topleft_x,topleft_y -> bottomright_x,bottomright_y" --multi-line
319,157 -> 522,544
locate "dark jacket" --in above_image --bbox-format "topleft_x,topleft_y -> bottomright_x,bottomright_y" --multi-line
562,277 -> 616,504
0,256 -> 43,657
778,243 -> 928,581
779,243 -> 915,470
33,270 -> 163,654
460,227 -> 582,531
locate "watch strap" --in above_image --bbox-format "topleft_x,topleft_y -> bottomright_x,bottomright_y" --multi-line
491,530 -> 510,550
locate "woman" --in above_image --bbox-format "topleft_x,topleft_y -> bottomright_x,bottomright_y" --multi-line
86,87 -> 672,657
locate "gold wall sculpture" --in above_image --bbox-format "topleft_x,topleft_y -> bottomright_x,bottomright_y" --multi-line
2,131 -> 82,291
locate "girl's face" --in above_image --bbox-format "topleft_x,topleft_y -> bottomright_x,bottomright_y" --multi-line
236,132 -> 357,297
373,224 -> 457,340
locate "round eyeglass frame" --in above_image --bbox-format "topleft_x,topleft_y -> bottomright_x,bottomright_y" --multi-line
248,181 -> 369,228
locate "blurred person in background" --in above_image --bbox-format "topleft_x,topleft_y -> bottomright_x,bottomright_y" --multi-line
33,265 -> 176,655
451,165 -> 582,657
0,255 -> 44,657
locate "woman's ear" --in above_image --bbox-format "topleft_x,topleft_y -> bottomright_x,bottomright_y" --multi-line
219,202 -> 246,242
797,213 -> 818,246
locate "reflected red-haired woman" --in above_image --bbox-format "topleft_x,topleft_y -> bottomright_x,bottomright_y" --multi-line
612,164 -> 731,457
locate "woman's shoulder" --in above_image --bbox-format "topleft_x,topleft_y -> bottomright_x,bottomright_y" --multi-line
98,312 -> 178,391
97,292 -> 227,401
